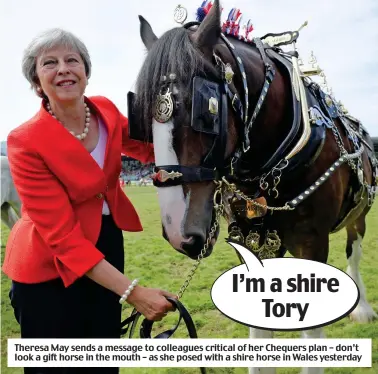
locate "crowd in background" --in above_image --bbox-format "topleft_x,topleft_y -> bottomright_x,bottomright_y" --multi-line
120,159 -> 154,182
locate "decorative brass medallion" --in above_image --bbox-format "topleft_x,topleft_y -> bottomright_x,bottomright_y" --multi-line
246,197 -> 268,219
173,5 -> 188,24
154,88 -> 174,123
224,63 -> 234,84
244,229 -> 281,260
261,230 -> 281,259
245,231 -> 260,253
208,97 -> 219,114
228,226 -> 244,243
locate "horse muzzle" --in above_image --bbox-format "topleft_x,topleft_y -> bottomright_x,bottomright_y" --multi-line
162,207 -> 220,259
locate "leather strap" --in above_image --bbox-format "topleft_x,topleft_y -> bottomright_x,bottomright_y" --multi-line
120,298 -> 206,374
152,165 -> 218,187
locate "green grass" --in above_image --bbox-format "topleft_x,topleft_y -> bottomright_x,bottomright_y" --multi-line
1,186 -> 377,374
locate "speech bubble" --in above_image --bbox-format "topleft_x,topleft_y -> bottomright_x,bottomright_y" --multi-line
211,240 -> 360,331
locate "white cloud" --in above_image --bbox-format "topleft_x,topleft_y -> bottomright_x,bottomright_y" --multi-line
0,0 -> 377,141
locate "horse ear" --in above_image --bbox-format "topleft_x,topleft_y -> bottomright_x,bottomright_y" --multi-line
139,15 -> 158,50
192,0 -> 221,53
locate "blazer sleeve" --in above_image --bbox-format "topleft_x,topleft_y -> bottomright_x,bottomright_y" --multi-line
7,131 -> 105,287
120,113 -> 155,164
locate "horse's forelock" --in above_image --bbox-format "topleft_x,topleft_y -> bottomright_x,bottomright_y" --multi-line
135,27 -> 207,133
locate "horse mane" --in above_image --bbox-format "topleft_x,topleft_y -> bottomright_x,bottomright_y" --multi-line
135,27 -> 214,130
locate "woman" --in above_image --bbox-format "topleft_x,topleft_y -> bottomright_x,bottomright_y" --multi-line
2,28 -> 175,373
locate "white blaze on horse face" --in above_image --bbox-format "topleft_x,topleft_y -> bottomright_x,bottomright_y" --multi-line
152,119 -> 190,250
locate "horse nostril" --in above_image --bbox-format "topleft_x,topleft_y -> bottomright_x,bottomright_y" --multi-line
182,234 -> 205,256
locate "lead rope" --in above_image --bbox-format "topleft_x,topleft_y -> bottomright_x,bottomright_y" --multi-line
176,182 -> 224,299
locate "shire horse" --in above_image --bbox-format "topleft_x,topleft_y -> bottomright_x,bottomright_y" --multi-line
130,1 -> 377,373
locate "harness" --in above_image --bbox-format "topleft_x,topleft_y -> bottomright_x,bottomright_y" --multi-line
128,23 -> 276,187
123,18 -> 378,370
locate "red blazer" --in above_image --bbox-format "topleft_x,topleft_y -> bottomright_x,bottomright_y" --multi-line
2,96 -> 154,287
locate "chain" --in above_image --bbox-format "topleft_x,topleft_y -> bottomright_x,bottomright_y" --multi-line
331,123 -> 357,172
176,184 -> 224,299
175,120 -> 369,299
222,177 -> 295,211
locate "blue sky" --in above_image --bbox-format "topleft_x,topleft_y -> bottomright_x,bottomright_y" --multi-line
0,0 -> 377,141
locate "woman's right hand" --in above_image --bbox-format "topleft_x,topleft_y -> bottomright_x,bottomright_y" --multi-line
127,285 -> 177,321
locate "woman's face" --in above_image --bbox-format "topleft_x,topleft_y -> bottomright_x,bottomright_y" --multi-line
35,45 -> 87,104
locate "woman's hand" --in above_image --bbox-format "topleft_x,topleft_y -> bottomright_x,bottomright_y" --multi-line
127,285 -> 177,321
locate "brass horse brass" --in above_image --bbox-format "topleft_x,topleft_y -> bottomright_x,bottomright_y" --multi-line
246,197 -> 268,219
245,230 -> 281,260
154,88 -> 174,123
209,97 -> 219,114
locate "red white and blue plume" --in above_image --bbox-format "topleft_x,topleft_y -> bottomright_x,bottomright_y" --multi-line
194,1 -> 255,42
196,0 -> 214,22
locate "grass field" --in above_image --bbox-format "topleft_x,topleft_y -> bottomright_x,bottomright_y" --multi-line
1,186 -> 377,374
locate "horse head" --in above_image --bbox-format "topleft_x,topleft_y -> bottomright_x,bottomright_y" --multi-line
133,0 -> 291,259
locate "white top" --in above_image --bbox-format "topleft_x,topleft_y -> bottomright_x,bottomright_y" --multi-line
90,118 -> 110,215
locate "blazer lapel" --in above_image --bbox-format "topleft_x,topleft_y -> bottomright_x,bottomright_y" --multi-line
34,99 -> 110,203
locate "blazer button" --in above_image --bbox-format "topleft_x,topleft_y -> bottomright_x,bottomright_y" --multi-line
96,193 -> 104,199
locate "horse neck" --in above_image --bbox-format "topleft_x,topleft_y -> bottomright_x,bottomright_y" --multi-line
217,40 -> 293,174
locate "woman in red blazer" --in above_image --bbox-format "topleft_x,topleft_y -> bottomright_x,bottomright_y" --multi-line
3,28 -> 175,373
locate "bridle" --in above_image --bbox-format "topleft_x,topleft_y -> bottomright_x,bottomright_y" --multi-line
128,22 -> 275,187
150,23 -> 276,188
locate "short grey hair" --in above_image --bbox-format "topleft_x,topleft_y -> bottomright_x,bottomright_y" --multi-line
22,28 -> 92,98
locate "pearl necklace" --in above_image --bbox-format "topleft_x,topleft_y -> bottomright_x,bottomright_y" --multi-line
46,102 -> 91,141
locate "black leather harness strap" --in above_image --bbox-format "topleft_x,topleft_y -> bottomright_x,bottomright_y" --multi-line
120,298 -> 206,374
152,165 -> 218,186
